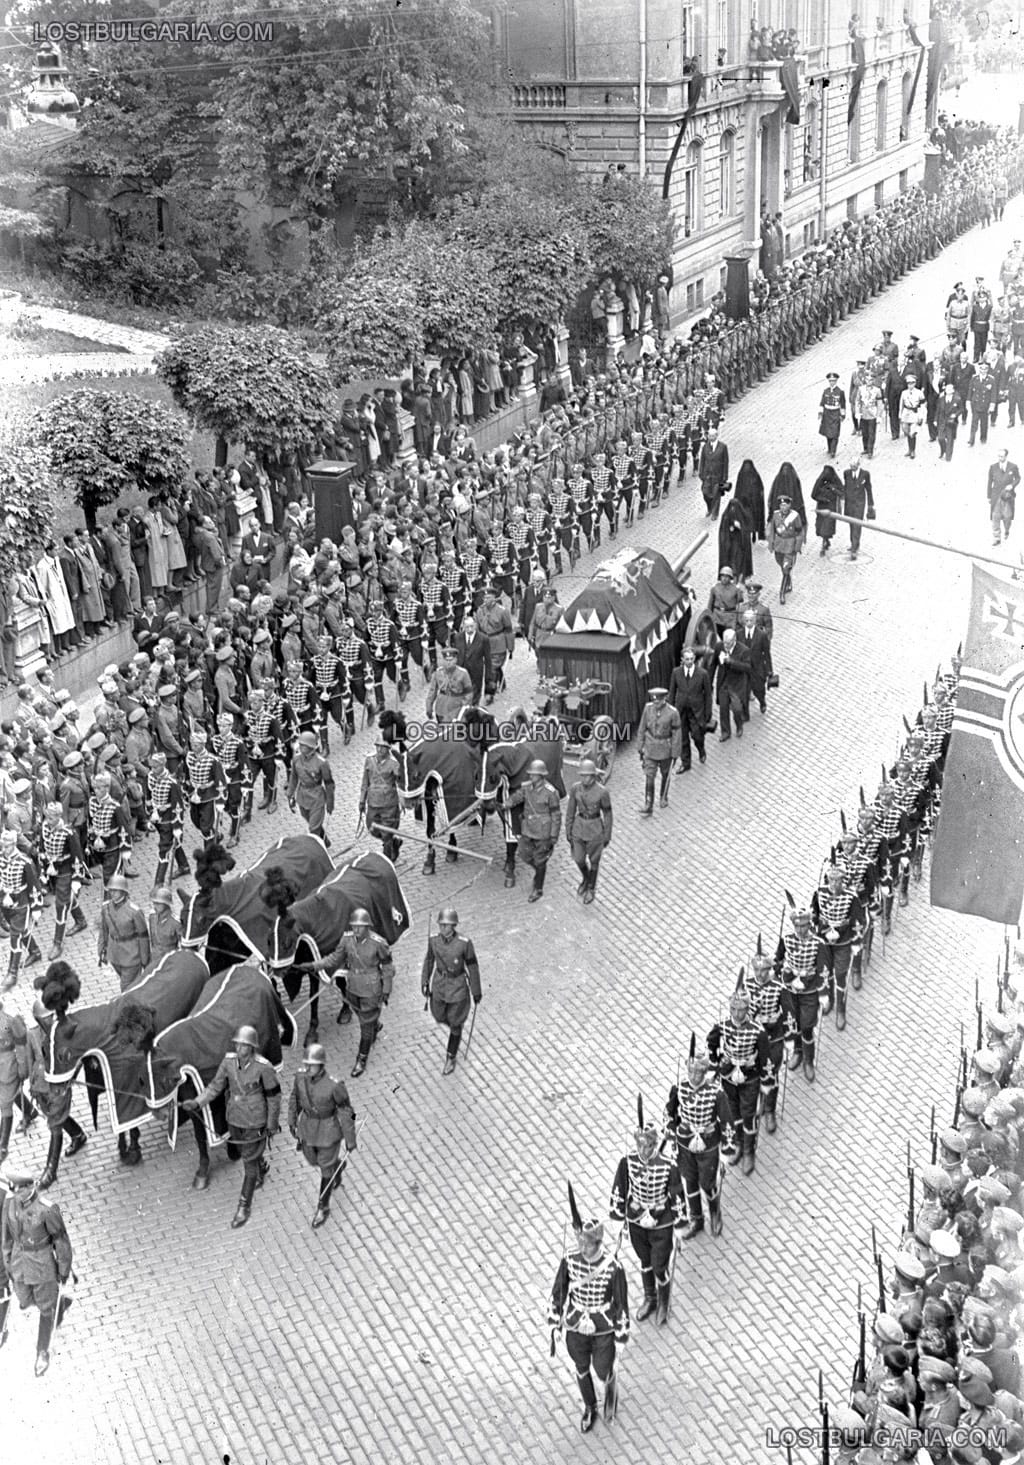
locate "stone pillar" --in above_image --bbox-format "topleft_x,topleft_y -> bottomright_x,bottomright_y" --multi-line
604,300 -> 625,369
554,325 -> 572,389
233,492 -> 257,560
517,359 -> 538,410
13,603 -> 45,682
724,248 -> 754,320
923,144 -> 942,198
396,407 -> 418,468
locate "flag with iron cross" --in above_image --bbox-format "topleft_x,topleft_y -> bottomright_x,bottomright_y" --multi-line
931,564 -> 1024,924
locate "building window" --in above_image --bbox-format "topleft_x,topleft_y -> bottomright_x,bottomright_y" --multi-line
848,95 -> 861,164
683,139 -> 703,237
900,70 -> 913,142
803,99 -> 820,182
847,193 -> 859,220
875,79 -> 888,152
715,0 -> 729,61
718,130 -> 735,215
899,167 -> 908,192
784,122 -> 794,196
682,2 -> 699,61
875,180 -> 885,207
807,1 -> 824,45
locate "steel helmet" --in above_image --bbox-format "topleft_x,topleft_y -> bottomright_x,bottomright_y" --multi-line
107,874 -> 129,894
577,759 -> 598,776
527,759 -> 548,776
233,1025 -> 260,1048
438,908 -> 458,926
304,1043 -> 327,1066
350,908 -> 371,927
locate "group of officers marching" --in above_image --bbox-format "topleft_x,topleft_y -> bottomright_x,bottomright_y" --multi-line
546,652 -> 958,1433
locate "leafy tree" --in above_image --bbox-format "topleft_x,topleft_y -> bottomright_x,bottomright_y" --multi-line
0,440 -> 58,576
28,390 -> 189,528
326,267 -> 423,382
157,325 -> 333,459
573,177 -> 675,298
446,188 -> 592,335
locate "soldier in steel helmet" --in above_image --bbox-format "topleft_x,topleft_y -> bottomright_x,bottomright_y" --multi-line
301,909 -> 395,1077
565,758 -> 613,904
548,1209 -> 630,1433
288,1043 -> 357,1228
0,1158 -> 74,1375
504,758 -> 561,904
183,1023 -> 282,1229
421,908 -> 482,1076
609,1111 -> 682,1325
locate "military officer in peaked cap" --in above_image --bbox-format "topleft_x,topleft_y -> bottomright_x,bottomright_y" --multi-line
288,1043 -> 357,1228
637,687 -> 681,816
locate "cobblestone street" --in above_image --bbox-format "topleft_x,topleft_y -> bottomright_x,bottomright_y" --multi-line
5,202 -> 1023,1465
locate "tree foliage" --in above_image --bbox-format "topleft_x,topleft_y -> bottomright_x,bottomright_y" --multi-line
157,325 -> 333,454
573,177 -> 675,296
0,440 -> 58,577
28,390 -> 189,527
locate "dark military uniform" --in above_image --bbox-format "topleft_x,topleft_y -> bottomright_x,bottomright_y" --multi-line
1,1180 -> 73,1371
184,746 -> 225,846
810,879 -> 866,1029
191,1049 -> 282,1222
637,696 -> 682,814
0,1007 -> 30,1159
150,764 -> 190,884
422,930 -> 481,1069
359,750 -> 402,862
288,1063 -> 357,1223
287,747 -> 334,839
665,1071 -> 729,1237
565,777 -> 612,900
776,919 -> 826,1080
741,963 -> 787,1132
0,843 -> 41,989
321,929 -> 395,1075
548,1228 -> 630,1427
707,1012 -> 768,1171
211,729 -> 247,845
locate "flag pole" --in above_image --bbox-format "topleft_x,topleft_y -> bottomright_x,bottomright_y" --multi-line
823,513 -> 1022,574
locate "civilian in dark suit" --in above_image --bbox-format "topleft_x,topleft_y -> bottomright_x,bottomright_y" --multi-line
841,455 -> 875,559
453,613 -> 489,706
128,506 -> 152,600
738,609 -> 773,716
697,427 -> 729,519
667,646 -> 710,770
935,383 -> 963,461
133,597 -> 166,653
58,538 -> 84,641
715,629 -> 751,742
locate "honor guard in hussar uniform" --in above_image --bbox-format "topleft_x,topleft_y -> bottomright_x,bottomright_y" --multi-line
741,940 -> 787,1134
548,1198 -> 629,1433
366,597 -> 400,714
394,578 -> 426,698
302,909 -> 395,1078
97,873 -> 150,992
359,735 -> 402,864
244,689 -> 282,817
565,759 -> 612,904
609,1107 -> 682,1325
288,1043 -> 357,1229
283,658 -> 319,749
148,750 -> 190,886
835,826 -> 877,984
211,714 -> 246,849
0,1160 -> 74,1376
0,999 -> 30,1163
0,829 -> 42,992
666,1041 -> 728,1239
507,507 -> 536,595
505,759 -> 561,904
86,769 -> 132,890
526,493 -> 552,576
336,619 -> 373,737
776,906 -> 825,1083
810,863 -> 866,1032
567,462 -> 595,555
287,731 -> 335,842
438,549 -> 468,635
548,479 -> 576,575
421,908 -> 482,1076
590,456 -> 617,542
637,687 -> 682,816
311,632 -> 345,752
707,986 -> 769,1175
183,1023 -> 282,1229
418,561 -> 452,675
855,800 -> 894,935
873,777 -> 911,916
184,729 -> 225,848
38,803 -> 88,962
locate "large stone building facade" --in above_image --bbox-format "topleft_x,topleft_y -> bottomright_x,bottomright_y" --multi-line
496,0 -> 929,317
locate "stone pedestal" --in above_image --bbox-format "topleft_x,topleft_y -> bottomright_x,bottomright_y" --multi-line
396,407 -> 418,468
516,358 -> 538,410
923,145 -> 942,198
13,603 -> 45,682
724,249 -> 754,320
554,325 -> 572,389
233,491 -> 257,560
604,302 -> 625,369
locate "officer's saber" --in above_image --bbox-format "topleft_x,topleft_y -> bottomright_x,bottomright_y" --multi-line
822,511 -> 1021,572
368,824 -> 493,863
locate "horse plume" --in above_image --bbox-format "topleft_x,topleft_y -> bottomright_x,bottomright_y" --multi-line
259,866 -> 298,930
194,841 -> 236,903
34,959 -> 81,1019
111,1000 -> 158,1054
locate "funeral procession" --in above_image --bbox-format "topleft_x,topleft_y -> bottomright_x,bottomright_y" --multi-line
4,3 -> 1024,1463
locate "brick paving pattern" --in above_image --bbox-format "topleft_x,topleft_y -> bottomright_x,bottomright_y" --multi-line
5,203 -> 1024,1464
0,306 -> 168,384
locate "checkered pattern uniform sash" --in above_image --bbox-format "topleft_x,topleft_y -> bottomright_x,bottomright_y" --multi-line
624,1154 -> 672,1212
782,932 -> 818,977
719,1018 -> 760,1069
816,888 -> 855,927
675,1078 -> 721,1133
150,768 -> 177,816
313,651 -> 340,689
41,823 -> 72,875
0,849 -> 28,897
744,975 -> 785,1028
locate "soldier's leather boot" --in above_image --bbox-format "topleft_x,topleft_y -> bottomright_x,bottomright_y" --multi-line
786,1043 -> 802,1071
0,1114 -> 12,1164
445,840 -> 459,864
47,942 -> 63,962
336,1003 -> 352,1026
351,1048 -> 369,1078
678,1197 -> 704,1239
636,1273 -> 657,1321
124,1129 -> 142,1166
708,1193 -> 723,1237
802,1040 -> 816,1084
421,848 -> 436,876
254,1157 -> 270,1189
836,988 -> 848,1032
822,981 -> 835,1018
727,1140 -> 743,1167
602,1372 -> 619,1423
38,1131 -> 63,1190
70,912 -> 89,937
192,1157 -> 210,1191
852,956 -> 863,992
65,1122 -> 87,1158
231,1175 -> 256,1229
655,1281 -> 671,1326
764,1088 -> 778,1134
503,860 -> 516,888
741,1131 -> 756,1177
312,1176 -> 331,1229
